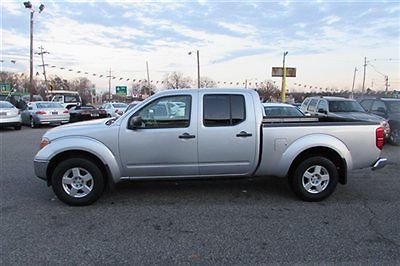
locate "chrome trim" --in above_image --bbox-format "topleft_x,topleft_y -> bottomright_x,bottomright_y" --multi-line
33,159 -> 49,181
371,157 -> 388,171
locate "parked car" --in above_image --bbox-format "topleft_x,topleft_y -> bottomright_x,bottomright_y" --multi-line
263,103 -> 305,117
34,89 -> 387,206
125,101 -> 142,112
101,102 -> 128,117
69,105 -> 107,123
0,101 -> 21,130
359,98 -> 400,146
21,102 -> 70,128
300,96 -> 390,138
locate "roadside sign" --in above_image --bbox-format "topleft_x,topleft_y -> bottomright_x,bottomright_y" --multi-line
0,83 -> 10,92
116,85 -> 127,96
272,67 -> 296,77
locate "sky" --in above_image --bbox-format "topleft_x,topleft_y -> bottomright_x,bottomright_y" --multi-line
1,0 -> 400,93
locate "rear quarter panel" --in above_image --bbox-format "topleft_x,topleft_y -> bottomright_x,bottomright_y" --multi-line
255,124 -> 381,177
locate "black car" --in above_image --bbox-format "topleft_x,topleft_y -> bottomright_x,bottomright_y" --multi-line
69,105 -> 107,122
360,98 -> 400,146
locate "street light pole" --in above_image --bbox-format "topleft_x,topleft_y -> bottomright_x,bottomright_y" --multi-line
29,11 -> 34,101
281,51 -> 288,103
351,67 -> 357,99
197,50 -> 200,89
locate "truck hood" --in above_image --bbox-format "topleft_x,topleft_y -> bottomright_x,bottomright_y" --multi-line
43,118 -> 114,141
330,112 -> 383,122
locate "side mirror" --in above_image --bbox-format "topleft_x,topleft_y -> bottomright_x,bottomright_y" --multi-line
318,108 -> 327,114
128,116 -> 143,129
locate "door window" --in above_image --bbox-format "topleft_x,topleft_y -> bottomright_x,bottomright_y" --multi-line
134,95 -> 191,128
307,99 -> 318,112
203,94 -> 245,127
360,99 -> 373,112
317,100 -> 328,112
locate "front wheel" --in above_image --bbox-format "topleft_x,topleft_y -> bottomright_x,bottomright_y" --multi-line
388,128 -> 400,146
51,158 -> 105,206
289,156 -> 338,202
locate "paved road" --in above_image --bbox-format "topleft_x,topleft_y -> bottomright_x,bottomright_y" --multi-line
1,126 -> 399,265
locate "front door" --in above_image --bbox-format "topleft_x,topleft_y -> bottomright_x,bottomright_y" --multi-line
119,94 -> 198,177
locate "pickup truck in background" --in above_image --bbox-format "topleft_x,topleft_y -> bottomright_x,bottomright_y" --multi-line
33,89 -> 387,206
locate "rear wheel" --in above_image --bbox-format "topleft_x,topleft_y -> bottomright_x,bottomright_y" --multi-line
51,158 -> 105,206
289,156 -> 338,201
388,128 -> 400,146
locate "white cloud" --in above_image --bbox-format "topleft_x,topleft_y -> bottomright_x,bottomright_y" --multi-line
218,21 -> 258,35
2,1 -> 24,15
322,15 -> 341,25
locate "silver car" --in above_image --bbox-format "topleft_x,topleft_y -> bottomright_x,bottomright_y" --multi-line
21,101 -> 70,128
101,102 -> 128,117
0,101 -> 22,130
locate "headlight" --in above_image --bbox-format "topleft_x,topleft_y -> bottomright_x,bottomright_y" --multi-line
39,138 -> 50,150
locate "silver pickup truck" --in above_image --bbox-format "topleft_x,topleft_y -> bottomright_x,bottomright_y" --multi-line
34,89 -> 387,206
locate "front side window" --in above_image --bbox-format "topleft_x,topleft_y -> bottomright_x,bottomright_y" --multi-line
203,94 -> 245,127
328,100 -> 365,112
371,101 -> 386,112
307,99 -> 318,112
134,95 -> 191,128
65,95 -> 79,103
317,100 -> 328,112
360,99 -> 373,112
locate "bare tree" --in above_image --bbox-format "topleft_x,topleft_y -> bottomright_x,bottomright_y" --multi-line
163,72 -> 192,89
131,81 -> 156,96
200,76 -> 217,88
256,80 -> 280,101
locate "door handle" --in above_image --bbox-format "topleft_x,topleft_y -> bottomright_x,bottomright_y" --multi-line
179,133 -> 196,139
236,131 -> 252,138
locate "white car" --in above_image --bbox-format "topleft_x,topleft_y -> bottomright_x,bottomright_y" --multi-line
0,101 -> 21,130
101,102 -> 128,117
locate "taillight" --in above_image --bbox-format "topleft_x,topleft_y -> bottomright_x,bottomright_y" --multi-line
376,127 -> 385,150
63,110 -> 69,114
36,111 -> 46,115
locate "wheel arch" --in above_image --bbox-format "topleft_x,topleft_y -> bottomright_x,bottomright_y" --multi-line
287,146 -> 347,185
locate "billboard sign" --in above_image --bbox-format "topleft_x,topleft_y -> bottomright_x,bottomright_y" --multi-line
272,67 -> 296,77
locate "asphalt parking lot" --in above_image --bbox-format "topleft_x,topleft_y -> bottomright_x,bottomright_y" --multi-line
1,126 -> 399,264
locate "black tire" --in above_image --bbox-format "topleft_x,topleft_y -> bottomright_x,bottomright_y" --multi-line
51,158 -> 105,206
388,128 -> 400,146
289,156 -> 338,202
14,125 -> 21,130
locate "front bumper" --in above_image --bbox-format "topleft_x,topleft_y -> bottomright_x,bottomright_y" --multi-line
371,157 -> 388,171
33,159 -> 49,181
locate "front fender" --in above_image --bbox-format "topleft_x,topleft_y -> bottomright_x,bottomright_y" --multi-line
278,134 -> 353,177
35,136 -> 121,183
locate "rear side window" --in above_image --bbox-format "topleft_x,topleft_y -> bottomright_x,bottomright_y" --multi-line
203,94 -> 245,127
307,99 -> 318,112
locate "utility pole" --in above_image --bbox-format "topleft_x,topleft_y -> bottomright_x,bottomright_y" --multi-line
362,56 -> 367,99
197,50 -> 200,89
245,79 -> 248,89
146,61 -> 150,95
281,51 -> 288,103
107,68 -> 112,102
385,76 -> 389,93
351,67 -> 357,99
36,45 -> 49,92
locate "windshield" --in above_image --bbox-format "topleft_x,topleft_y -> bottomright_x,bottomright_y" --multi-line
36,102 -> 64,109
328,100 -> 365,112
0,101 -> 14,108
112,103 -> 127,108
264,106 -> 304,117
386,101 -> 400,113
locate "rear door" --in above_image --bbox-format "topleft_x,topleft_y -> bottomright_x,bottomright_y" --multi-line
197,92 -> 257,176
